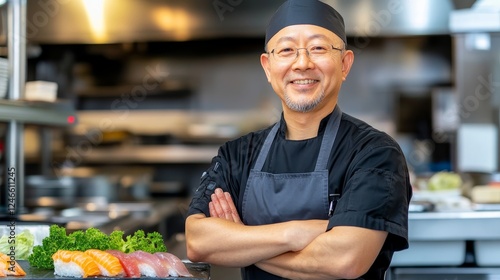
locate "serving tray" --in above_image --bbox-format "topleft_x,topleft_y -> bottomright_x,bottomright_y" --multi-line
5,261 -> 210,280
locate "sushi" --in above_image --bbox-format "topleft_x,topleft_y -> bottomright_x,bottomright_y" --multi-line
84,249 -> 124,277
0,252 -> 26,276
51,249 -> 193,278
129,250 -> 169,278
106,250 -> 141,278
155,252 -> 193,277
52,250 -> 100,278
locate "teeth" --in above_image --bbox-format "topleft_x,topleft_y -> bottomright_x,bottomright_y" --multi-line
293,79 -> 317,85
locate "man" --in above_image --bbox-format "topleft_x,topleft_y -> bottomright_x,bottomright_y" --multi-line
185,0 -> 412,279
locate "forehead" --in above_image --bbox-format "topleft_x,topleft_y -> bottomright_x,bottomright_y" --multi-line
267,24 -> 342,46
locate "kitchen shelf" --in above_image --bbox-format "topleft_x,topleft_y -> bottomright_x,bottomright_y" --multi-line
57,145 -> 218,164
75,82 -> 192,98
0,99 -> 77,126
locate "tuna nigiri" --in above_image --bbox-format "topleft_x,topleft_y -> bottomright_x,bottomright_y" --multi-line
155,252 -> 193,277
129,250 -> 169,277
84,249 -> 124,277
0,252 -> 26,276
52,250 -> 100,278
106,250 -> 141,278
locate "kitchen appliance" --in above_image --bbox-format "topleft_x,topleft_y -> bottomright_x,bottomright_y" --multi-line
388,2 -> 500,279
450,0 -> 500,174
26,166 -> 153,209
25,175 -> 77,208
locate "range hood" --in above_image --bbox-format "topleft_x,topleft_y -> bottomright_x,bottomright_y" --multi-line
450,0 -> 500,32
0,0 -> 476,44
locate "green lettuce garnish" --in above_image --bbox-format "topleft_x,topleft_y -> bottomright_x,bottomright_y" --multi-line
28,225 -> 167,269
0,229 -> 35,260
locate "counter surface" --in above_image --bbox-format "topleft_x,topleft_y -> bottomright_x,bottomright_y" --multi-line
408,210 -> 500,240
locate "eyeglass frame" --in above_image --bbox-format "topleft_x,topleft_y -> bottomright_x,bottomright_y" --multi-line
267,44 -> 345,62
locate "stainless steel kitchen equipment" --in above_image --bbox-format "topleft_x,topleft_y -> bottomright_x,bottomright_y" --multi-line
385,2 -> 500,279
0,0 -> 477,45
25,166 -> 155,210
0,0 -> 77,214
450,0 -> 500,174
25,175 -> 76,208
388,211 -> 500,279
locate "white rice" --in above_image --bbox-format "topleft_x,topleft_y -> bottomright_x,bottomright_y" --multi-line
53,260 -> 84,277
137,263 -> 157,277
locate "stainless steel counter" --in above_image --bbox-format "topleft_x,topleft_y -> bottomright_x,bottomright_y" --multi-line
407,210 -> 500,240
390,210 -> 500,279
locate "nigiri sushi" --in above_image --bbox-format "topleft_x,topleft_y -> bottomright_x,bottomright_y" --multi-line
106,250 -> 141,278
155,252 -> 192,277
84,249 -> 124,277
52,250 -> 100,278
0,252 -> 26,276
129,250 -> 169,277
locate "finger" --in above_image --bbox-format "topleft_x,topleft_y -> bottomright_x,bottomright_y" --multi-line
209,201 -> 216,217
211,192 -> 224,218
224,192 -> 243,224
215,189 -> 233,220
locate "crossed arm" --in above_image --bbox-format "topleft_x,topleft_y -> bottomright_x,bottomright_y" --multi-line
185,188 -> 388,279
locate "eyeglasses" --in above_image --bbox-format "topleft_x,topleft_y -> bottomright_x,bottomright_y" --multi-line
268,44 -> 344,62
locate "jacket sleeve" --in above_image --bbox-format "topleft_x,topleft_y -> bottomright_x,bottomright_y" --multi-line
187,147 -> 233,217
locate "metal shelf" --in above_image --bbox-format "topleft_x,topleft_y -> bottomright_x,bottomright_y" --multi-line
0,99 -> 77,126
58,145 -> 218,164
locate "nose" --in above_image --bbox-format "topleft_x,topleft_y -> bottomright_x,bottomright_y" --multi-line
293,48 -> 314,70
295,48 -> 310,59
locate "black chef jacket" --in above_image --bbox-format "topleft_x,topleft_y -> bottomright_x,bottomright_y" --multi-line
188,110 -> 412,280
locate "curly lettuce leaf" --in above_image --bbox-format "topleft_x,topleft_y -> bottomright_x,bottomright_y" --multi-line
0,229 -> 34,260
28,225 -> 72,269
122,230 -> 167,253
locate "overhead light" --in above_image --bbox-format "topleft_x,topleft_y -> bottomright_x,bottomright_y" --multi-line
408,0 -> 431,30
81,0 -> 107,43
152,7 -> 197,41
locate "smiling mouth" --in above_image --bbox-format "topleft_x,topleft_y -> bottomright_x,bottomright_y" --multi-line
291,79 -> 319,85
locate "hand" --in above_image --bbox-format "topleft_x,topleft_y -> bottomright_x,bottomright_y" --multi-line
209,188 -> 243,224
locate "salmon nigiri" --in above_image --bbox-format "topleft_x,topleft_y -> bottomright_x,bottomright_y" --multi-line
0,252 -> 26,276
84,249 -> 124,277
52,250 -> 100,278
106,250 -> 141,278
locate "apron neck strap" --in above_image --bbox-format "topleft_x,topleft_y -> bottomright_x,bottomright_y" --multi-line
252,106 -> 343,172
252,122 -> 280,171
314,106 -> 342,171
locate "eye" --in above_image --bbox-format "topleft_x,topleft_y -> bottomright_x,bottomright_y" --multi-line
309,45 -> 328,54
276,47 -> 296,56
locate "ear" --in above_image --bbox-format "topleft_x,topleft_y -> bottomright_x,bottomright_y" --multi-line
341,50 -> 354,81
260,53 -> 272,83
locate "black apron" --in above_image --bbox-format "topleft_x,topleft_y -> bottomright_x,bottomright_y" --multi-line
240,107 -> 342,280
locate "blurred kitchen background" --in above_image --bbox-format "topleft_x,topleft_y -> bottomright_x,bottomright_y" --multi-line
1,0 -> 500,279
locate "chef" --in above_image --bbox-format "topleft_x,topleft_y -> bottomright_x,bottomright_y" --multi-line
185,0 -> 412,279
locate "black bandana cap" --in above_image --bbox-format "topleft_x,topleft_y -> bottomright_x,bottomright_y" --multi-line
265,0 -> 346,47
